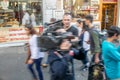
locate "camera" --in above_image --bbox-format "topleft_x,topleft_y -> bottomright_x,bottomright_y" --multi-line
37,20 -> 80,51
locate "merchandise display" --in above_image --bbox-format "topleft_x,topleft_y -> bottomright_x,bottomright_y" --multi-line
64,0 -> 100,20
1,0 -> 9,10
102,4 -> 117,29
0,0 -> 42,27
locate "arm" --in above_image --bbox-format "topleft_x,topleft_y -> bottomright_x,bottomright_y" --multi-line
83,31 -> 90,50
25,45 -> 31,64
91,31 -> 101,63
91,31 -> 101,53
109,46 -> 120,61
73,27 -> 79,36
117,46 -> 120,53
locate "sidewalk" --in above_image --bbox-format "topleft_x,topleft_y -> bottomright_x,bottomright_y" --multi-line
0,41 -> 26,47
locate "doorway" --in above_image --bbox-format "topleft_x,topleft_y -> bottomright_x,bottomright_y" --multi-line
102,3 -> 117,29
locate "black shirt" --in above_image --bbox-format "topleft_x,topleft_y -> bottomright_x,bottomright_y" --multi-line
66,26 -> 78,36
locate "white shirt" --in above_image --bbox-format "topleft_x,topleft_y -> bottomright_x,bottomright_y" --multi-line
30,13 -> 37,27
22,12 -> 30,25
78,27 -> 82,36
83,31 -> 90,51
29,35 -> 44,59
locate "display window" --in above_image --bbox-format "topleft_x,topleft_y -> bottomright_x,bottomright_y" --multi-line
63,0 -> 100,20
0,0 -> 42,27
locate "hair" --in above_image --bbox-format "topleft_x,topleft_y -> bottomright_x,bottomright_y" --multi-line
25,24 -> 37,35
83,21 -> 89,31
50,18 -> 56,23
85,15 -> 93,23
107,26 -> 120,37
77,19 -> 82,24
63,13 -> 72,18
77,19 -> 88,31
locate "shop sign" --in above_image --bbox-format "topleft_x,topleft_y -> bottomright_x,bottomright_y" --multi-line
103,0 -> 117,2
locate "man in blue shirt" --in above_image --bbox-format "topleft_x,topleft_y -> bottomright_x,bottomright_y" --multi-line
102,26 -> 120,80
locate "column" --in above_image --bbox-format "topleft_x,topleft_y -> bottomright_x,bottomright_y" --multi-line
43,0 -> 57,23
117,0 -> 120,27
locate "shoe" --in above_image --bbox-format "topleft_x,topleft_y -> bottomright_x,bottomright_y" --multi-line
80,65 -> 88,71
41,63 -> 48,68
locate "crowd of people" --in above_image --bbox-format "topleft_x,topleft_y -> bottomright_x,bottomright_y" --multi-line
24,13 -> 120,80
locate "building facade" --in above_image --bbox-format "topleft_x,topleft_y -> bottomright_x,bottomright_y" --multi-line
43,0 -> 119,30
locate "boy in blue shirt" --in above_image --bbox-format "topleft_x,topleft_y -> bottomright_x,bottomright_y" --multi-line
102,26 -> 120,80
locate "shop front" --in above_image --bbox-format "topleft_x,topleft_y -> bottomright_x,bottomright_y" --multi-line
0,0 -> 43,46
64,0 -> 101,30
0,0 -> 43,27
101,0 -> 118,29
63,0 -> 118,30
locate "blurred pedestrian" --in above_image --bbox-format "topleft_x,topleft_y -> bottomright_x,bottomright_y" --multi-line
25,24 -> 44,80
42,18 -> 56,68
30,9 -> 37,27
22,10 -> 30,26
76,19 -> 90,71
102,26 -> 120,80
85,15 -> 101,64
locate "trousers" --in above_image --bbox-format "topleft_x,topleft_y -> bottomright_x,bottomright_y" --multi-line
27,58 -> 44,80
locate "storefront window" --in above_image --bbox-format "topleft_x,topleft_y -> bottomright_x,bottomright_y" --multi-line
64,0 -> 100,20
0,0 -> 42,27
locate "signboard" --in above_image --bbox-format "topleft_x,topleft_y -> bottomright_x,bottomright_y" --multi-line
103,0 -> 117,2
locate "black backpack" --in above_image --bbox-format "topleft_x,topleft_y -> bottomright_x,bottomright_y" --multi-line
73,31 -> 86,60
48,50 -> 73,80
88,62 -> 107,80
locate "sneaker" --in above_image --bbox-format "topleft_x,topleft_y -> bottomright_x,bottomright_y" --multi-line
80,65 -> 88,71
82,67 -> 88,71
41,63 -> 48,68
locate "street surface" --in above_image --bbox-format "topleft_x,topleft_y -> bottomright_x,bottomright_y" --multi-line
0,46 -> 88,80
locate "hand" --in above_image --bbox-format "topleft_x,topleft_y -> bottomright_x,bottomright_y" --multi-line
27,59 -> 34,64
95,57 -> 100,64
69,50 -> 74,56
25,60 -> 28,64
94,53 -> 100,64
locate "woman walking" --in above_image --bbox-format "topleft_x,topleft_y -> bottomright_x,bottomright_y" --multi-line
25,24 -> 44,80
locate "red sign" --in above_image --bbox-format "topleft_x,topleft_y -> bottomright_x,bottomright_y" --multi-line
103,0 -> 117,2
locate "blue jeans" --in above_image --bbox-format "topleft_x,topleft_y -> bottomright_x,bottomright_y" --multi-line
82,50 -> 89,65
27,58 -> 44,80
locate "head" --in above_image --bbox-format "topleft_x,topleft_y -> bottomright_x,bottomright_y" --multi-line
85,15 -> 93,26
76,19 -> 83,28
50,18 -> 56,23
25,24 -> 37,35
62,13 -> 72,28
107,26 -> 120,41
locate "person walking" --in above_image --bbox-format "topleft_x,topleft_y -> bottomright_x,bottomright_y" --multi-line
76,19 -> 90,71
25,24 -> 44,80
84,15 -> 101,64
102,26 -> 120,80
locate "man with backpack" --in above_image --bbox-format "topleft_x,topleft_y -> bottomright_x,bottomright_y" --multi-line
85,15 -> 101,64
84,15 -> 103,80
